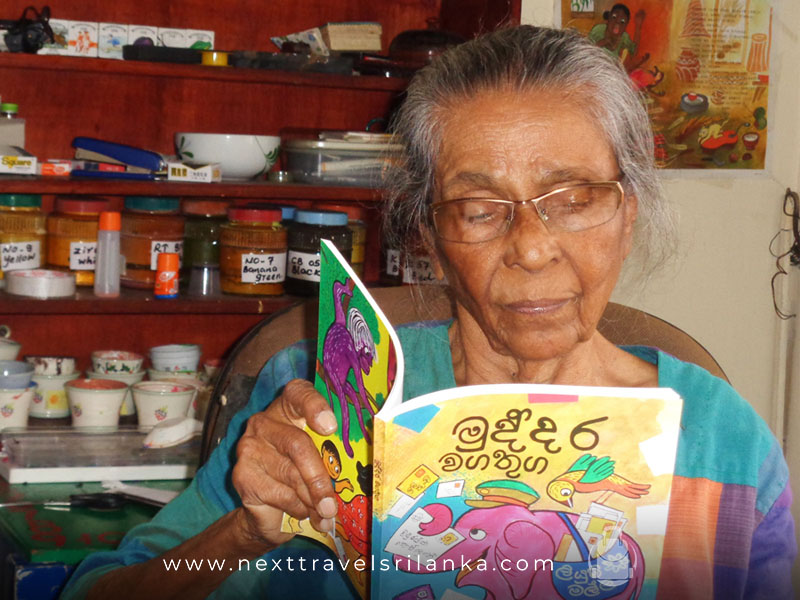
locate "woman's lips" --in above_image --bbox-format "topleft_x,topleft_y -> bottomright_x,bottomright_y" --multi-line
504,298 -> 573,314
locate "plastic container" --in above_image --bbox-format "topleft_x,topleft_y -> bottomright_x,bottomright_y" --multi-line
283,138 -> 402,187
46,197 -> 110,286
312,202 -> 367,278
0,194 -> 46,280
182,199 -> 228,271
219,207 -> 287,296
154,252 -> 180,298
94,211 -> 121,298
120,196 -> 184,289
0,102 -> 24,148
286,209 -> 352,296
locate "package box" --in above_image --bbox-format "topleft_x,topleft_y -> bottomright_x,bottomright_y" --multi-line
185,29 -> 214,50
157,28 -> 187,48
0,147 -> 37,175
320,22 -> 382,52
98,23 -> 128,59
39,19 -> 71,55
39,160 -> 72,176
128,25 -> 158,47
166,161 -> 221,183
67,21 -> 98,57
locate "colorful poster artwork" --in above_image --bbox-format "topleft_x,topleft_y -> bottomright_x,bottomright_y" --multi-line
561,0 -> 772,169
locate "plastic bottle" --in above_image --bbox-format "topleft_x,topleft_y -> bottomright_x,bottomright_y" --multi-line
154,252 -> 180,299
93,211 -> 121,298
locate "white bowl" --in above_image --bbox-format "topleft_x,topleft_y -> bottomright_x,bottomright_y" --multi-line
24,355 -> 76,376
132,381 -> 196,428
0,385 -> 34,429
31,372 -> 81,418
175,133 -> 281,180
91,350 -> 144,374
87,369 -> 146,415
149,344 -> 201,372
65,378 -> 128,429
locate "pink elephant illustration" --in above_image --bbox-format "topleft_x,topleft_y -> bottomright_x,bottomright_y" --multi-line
394,503 -> 645,600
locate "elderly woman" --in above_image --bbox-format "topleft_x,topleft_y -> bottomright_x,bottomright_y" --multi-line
62,26 -> 794,600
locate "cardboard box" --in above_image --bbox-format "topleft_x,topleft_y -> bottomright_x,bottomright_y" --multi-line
166,162 -> 221,183
320,22 -> 382,52
0,147 -> 37,175
185,29 -> 214,50
39,19 -> 71,55
67,21 -> 98,57
157,28 -> 187,48
38,160 -> 72,177
128,25 -> 158,47
98,23 -> 128,59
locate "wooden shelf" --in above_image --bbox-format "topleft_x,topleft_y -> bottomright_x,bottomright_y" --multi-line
0,288 -> 300,315
0,53 -> 407,92
0,177 -> 383,201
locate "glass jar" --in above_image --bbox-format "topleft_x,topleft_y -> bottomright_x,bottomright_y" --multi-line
46,197 -> 110,286
312,202 -> 367,278
0,194 -> 46,279
219,207 -> 287,296
286,209 -> 352,297
182,199 -> 228,271
120,196 -> 184,289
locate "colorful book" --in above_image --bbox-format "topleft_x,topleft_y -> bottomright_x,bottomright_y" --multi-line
282,240 -> 683,600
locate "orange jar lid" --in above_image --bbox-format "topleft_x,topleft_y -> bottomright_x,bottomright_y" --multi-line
228,207 -> 282,224
55,197 -> 110,215
183,199 -> 229,217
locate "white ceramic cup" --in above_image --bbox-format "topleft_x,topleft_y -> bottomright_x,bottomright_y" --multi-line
30,372 -> 81,418
0,338 -> 21,360
24,355 -> 76,376
132,381 -> 195,429
0,385 -> 34,429
87,369 -> 146,415
65,378 -> 128,429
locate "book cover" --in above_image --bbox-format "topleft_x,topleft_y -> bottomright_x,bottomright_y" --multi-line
284,241 -> 682,600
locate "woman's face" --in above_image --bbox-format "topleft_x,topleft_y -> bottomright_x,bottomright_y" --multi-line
429,87 -> 637,362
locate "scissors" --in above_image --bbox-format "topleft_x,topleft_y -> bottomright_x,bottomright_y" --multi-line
0,493 -> 129,511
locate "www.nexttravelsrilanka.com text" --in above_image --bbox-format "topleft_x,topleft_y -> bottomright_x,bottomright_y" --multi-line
162,555 -> 554,574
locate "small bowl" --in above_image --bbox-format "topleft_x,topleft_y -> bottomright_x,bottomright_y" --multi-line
132,381 -> 196,429
149,344 -> 201,373
24,355 -> 76,376
147,368 -> 200,381
0,338 -> 21,360
87,369 -> 146,416
175,133 -> 281,180
31,372 -> 81,418
742,132 -> 760,150
65,378 -> 129,429
0,385 -> 35,430
0,360 -> 34,390
91,350 -> 144,374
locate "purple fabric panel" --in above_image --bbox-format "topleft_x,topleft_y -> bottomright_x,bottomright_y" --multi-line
712,564 -> 748,599
713,483 -> 756,568
744,484 -> 796,599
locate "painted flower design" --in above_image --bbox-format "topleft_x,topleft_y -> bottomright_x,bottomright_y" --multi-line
72,404 -> 82,417
1,405 -> 13,417
155,407 -> 168,421
33,392 -> 43,404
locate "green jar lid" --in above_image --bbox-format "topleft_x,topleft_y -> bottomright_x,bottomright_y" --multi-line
0,103 -> 18,113
124,196 -> 180,213
0,194 -> 41,208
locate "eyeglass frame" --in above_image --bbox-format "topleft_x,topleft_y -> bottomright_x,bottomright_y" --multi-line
428,179 -> 627,244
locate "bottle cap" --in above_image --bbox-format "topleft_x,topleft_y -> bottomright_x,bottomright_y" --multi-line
295,209 -> 348,227
227,207 -> 282,223
156,252 -> 180,271
182,199 -> 229,217
0,194 -> 41,208
55,197 -> 110,215
312,203 -> 367,222
99,211 -> 121,231
124,196 -> 180,213
0,103 -> 19,113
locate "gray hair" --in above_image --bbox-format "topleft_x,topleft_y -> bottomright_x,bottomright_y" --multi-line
383,25 -> 675,279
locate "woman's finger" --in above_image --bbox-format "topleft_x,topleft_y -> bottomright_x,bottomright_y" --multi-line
278,379 -> 338,435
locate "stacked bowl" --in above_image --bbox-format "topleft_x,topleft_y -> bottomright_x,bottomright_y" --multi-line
27,356 -> 78,419
87,350 -> 146,416
148,344 -> 201,379
0,360 -> 35,428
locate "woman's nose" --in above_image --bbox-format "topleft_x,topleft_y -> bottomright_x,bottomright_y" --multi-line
502,204 -> 562,271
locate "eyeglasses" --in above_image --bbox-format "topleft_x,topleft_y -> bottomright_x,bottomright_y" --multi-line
430,180 -> 625,244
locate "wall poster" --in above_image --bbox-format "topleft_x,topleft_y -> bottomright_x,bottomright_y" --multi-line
560,0 -> 773,169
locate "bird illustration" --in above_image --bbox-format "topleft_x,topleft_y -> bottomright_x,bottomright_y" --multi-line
546,454 -> 650,508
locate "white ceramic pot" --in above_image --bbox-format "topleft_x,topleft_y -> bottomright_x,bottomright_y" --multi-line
66,378 -> 128,429
0,385 -> 34,429
132,381 -> 195,429
31,372 -> 80,418
24,355 -> 76,376
87,369 -> 146,416
0,338 -> 21,360
91,350 -> 144,374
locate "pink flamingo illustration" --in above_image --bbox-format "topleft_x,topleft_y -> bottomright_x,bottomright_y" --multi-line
318,278 -> 377,457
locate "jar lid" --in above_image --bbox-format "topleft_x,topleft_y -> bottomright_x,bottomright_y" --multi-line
242,202 -> 297,221
0,194 -> 41,208
124,196 -> 180,213
55,197 -> 110,215
228,207 -> 282,223
295,209 -> 348,226
183,199 -> 229,217
312,203 -> 367,222
0,103 -> 18,113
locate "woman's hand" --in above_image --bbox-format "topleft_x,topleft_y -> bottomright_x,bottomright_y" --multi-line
231,379 -> 339,552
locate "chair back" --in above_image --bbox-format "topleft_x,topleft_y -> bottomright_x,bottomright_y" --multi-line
200,285 -> 726,463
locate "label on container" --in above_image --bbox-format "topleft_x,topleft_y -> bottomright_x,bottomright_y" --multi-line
150,241 -> 183,270
0,241 -> 41,272
287,250 -> 321,282
385,249 -> 401,277
241,253 -> 286,284
403,254 -> 441,285
69,241 -> 97,270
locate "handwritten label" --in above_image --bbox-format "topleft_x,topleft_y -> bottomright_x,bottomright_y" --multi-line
287,250 -> 321,282
150,241 -> 183,270
385,249 -> 401,277
1,241 -> 40,271
241,252 -> 286,284
69,241 -> 97,270
403,255 -> 441,285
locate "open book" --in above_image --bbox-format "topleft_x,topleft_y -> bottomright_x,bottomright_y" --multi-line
281,240 -> 683,600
